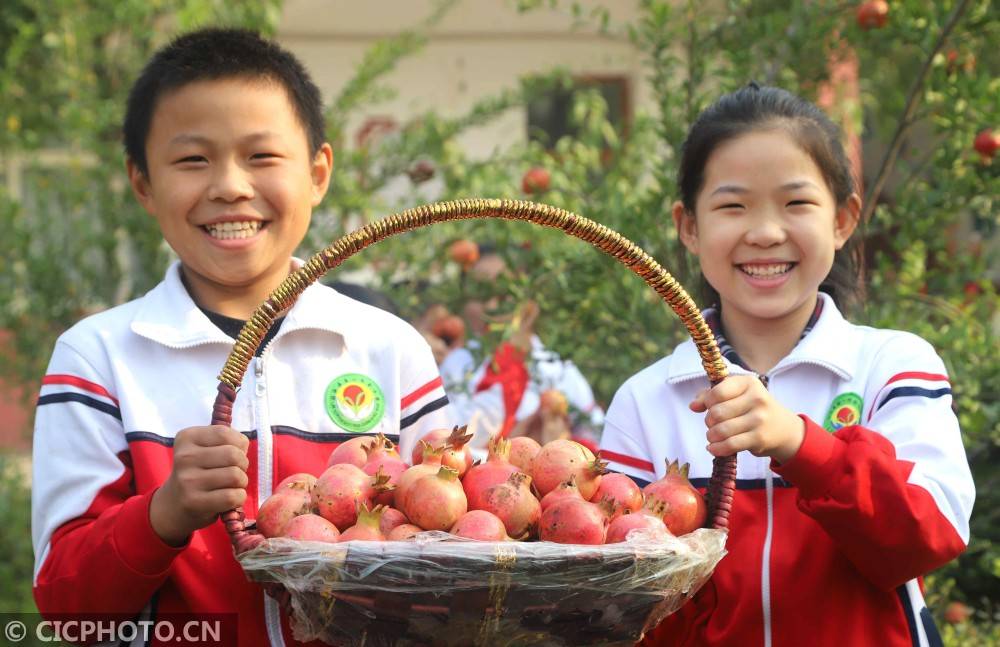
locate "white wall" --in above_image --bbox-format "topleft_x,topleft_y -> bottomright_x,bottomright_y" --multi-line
277,0 -> 651,158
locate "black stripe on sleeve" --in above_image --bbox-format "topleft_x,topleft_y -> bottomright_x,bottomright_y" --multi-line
37,393 -> 122,421
399,395 -> 449,430
876,387 -> 952,413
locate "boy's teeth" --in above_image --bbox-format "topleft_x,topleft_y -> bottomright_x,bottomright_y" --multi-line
740,263 -> 792,277
205,221 -> 262,240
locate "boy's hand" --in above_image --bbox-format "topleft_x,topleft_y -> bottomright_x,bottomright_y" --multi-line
690,376 -> 805,463
150,426 -> 250,547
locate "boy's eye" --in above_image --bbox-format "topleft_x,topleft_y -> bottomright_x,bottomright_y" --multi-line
787,200 -> 814,207
718,203 -> 744,210
175,155 -> 206,164
251,152 -> 279,160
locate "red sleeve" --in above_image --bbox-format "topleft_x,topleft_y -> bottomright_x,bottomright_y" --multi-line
771,415 -> 967,591
34,485 -> 187,616
475,342 -> 529,437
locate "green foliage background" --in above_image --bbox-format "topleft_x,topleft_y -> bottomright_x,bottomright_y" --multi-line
0,0 -> 996,641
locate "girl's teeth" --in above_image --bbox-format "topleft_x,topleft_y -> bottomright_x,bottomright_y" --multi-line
205,221 -> 262,240
741,263 -> 791,277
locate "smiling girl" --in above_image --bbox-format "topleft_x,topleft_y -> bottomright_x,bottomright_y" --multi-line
600,84 -> 974,647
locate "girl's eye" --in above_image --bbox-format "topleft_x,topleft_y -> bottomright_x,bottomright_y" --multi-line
787,200 -> 814,207
251,152 -> 279,160
719,203 -> 744,210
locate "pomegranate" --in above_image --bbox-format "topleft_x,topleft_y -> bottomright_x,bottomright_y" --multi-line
508,436 -> 541,472
313,463 -> 393,531
478,472 -> 542,540
387,524 -> 424,541
406,159 -> 436,184
282,513 -> 341,543
642,459 -> 707,536
463,435 -> 522,510
974,128 -> 999,162
327,436 -> 374,468
522,166 -> 551,194
539,389 -> 568,416
413,426 -> 474,477
531,439 -> 608,499
401,466 -> 468,531
943,601 -> 972,624
539,476 -> 585,512
605,497 -> 670,544
339,504 -> 387,542
539,498 -> 612,545
379,507 -> 410,536
397,442 -> 446,505
855,1 -> 888,30
363,442 -> 409,507
256,489 -> 314,538
275,472 -> 317,494
448,239 -> 480,269
431,315 -> 466,345
592,473 -> 644,518
451,510 -> 511,541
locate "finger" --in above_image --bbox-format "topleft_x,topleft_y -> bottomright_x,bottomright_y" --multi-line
187,444 -> 250,471
192,488 -> 248,517
702,376 -> 752,409
191,426 -> 250,452
689,389 -> 710,412
198,465 -> 250,491
703,391 -> 756,428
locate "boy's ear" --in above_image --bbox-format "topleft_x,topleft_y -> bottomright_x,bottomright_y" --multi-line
834,193 -> 862,250
310,143 -> 334,206
126,158 -> 155,215
672,200 -> 699,255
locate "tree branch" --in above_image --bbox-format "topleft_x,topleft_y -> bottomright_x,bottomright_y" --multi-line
861,0 -> 973,224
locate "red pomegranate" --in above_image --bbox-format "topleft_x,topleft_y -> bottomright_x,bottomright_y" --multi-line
973,129 -> 999,162
522,167 -> 551,194
449,239 -> 480,269
431,315 -> 466,345
855,1 -> 888,30
642,459 -> 707,536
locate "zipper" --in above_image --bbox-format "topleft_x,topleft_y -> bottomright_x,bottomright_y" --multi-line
254,354 -> 285,647
757,371 -> 774,647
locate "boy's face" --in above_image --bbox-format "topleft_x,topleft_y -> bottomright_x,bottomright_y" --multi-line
128,78 -> 332,311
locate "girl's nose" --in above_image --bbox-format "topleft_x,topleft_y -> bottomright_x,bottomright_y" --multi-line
744,211 -> 786,247
207,160 -> 254,203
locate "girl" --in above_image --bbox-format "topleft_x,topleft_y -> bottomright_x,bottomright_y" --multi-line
599,84 -> 975,647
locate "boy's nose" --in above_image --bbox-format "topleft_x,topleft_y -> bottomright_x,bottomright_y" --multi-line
207,161 -> 254,202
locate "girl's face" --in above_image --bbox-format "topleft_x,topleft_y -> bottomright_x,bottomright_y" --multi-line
673,128 -> 859,330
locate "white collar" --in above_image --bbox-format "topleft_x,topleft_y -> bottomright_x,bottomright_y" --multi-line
130,260 -> 354,350
666,292 -> 857,383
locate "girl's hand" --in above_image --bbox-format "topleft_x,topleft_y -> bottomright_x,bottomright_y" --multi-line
690,375 -> 805,463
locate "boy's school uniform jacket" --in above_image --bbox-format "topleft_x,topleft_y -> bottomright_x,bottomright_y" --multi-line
600,292 -> 975,647
32,261 -> 452,646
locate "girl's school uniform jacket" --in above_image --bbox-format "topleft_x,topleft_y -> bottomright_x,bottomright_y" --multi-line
31,261 -> 452,646
600,292 -> 974,647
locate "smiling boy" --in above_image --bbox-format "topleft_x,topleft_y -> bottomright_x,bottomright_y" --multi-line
31,28 -> 450,645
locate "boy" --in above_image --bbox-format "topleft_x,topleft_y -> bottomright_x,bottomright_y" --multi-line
31,28 -> 450,645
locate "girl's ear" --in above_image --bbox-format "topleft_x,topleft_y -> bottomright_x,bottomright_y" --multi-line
834,193 -> 862,250
672,201 -> 699,254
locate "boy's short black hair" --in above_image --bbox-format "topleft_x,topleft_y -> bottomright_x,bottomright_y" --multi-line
123,27 -> 326,176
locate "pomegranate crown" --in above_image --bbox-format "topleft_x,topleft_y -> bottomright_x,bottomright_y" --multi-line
364,432 -> 395,457
446,425 -> 473,449
419,439 -> 445,461
355,502 -> 386,526
663,458 -> 691,479
487,434 -> 512,461
370,466 -> 396,493
435,465 -> 461,482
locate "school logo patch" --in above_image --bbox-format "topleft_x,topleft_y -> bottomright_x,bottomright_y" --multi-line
325,373 -> 385,433
823,392 -> 864,432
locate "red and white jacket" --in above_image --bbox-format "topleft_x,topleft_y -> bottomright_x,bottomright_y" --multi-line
31,261 -> 451,646
600,293 -> 974,647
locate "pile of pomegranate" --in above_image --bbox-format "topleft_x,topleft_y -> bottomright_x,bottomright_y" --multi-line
254,428 -> 706,546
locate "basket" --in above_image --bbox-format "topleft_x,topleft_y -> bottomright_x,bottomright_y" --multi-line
212,199 -> 736,646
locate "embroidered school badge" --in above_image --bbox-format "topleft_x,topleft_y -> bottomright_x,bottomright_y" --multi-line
325,373 -> 386,433
823,392 -> 864,432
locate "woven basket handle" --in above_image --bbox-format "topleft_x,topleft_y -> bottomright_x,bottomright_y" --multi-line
213,198 -> 736,554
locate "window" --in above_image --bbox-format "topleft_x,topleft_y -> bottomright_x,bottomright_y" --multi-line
526,75 -> 630,147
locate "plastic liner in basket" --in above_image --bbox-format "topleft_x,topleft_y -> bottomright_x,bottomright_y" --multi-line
238,527 -> 727,646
